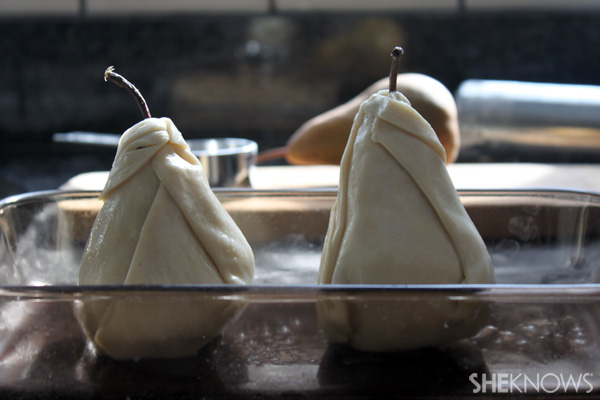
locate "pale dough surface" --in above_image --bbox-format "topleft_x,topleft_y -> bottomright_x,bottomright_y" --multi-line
78,117 -> 254,359
318,90 -> 495,351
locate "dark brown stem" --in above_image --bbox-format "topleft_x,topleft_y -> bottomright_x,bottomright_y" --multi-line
104,66 -> 151,119
389,46 -> 404,93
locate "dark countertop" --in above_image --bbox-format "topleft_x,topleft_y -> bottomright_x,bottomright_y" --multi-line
0,143 -> 115,200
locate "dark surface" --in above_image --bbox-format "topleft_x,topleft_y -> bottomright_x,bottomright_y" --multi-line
0,146 -> 114,199
1,299 -> 598,399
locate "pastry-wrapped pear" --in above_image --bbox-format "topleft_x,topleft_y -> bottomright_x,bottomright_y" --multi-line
318,48 -> 495,352
77,69 -> 254,360
79,117 -> 254,287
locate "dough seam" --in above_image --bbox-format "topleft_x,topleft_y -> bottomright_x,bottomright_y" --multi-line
370,123 -> 466,283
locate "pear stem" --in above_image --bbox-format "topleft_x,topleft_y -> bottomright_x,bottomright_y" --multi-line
104,66 -> 151,119
389,46 -> 404,93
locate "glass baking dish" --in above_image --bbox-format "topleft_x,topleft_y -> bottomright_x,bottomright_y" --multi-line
1,189 -> 600,399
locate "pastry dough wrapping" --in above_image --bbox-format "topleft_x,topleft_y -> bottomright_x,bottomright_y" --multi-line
318,90 -> 495,352
77,118 -> 254,359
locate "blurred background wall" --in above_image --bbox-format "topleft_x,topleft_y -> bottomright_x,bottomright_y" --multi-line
1,0 -> 600,195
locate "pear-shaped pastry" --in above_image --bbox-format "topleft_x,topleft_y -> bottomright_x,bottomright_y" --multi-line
318,48 -> 495,352
77,68 -> 254,360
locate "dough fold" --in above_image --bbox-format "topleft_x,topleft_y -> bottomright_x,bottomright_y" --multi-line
318,91 -> 495,352
78,117 -> 254,359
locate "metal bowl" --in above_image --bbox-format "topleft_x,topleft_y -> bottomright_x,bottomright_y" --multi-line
187,138 -> 258,187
